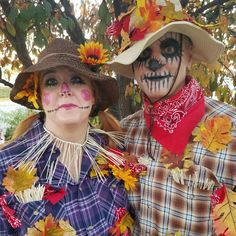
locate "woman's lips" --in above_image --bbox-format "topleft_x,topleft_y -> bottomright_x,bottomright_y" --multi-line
59,104 -> 77,110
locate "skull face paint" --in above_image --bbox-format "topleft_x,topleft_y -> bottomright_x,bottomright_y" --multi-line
133,32 -> 192,102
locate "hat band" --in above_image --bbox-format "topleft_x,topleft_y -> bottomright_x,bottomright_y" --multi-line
38,52 -> 80,63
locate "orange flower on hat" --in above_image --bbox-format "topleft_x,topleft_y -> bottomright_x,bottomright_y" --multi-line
14,73 -> 39,109
77,41 -> 109,65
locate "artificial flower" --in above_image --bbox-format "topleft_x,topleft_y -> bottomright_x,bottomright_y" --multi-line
25,214 -> 76,236
3,163 -> 38,194
78,41 -> 108,65
14,73 -> 39,109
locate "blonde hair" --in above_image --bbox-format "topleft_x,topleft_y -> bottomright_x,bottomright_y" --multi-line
1,110 -> 121,149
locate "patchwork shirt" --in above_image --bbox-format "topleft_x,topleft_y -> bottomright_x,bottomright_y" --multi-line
0,119 -> 130,236
121,97 -> 236,236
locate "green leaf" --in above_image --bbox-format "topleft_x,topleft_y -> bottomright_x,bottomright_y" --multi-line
98,0 -> 109,20
97,21 -> 107,35
105,12 -> 111,25
43,0 -> 52,16
16,18 -> 29,32
34,32 -> 47,48
7,7 -> 19,24
59,16 -> 68,29
6,21 -> 16,37
36,5 -> 48,24
68,17 -> 75,31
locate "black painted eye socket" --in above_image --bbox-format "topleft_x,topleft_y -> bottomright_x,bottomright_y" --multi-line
160,38 -> 181,59
70,76 -> 85,85
45,77 -> 58,87
136,47 -> 152,62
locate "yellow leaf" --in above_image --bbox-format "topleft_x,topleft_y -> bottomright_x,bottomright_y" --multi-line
212,188 -> 236,235
193,116 -> 232,153
59,220 -> 76,236
110,165 -> 137,191
3,163 -> 38,193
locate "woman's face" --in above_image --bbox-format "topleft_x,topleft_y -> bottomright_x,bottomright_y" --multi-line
40,66 -> 95,126
133,32 -> 192,102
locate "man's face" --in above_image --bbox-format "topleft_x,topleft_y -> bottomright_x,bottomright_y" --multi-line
133,32 -> 192,102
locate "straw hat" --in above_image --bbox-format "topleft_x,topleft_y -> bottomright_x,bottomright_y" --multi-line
10,38 -> 118,111
107,0 -> 224,78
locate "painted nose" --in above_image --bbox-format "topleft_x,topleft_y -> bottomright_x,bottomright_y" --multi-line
60,82 -> 72,96
148,58 -> 163,71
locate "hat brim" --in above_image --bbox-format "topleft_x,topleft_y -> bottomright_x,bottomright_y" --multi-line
11,54 -> 118,111
108,21 -> 224,78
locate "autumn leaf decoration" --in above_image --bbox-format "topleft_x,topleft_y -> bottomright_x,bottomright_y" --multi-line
25,214 -> 76,236
109,207 -> 134,236
211,185 -> 236,236
193,116 -> 232,154
3,163 -> 38,194
160,144 -> 195,173
90,149 -> 147,191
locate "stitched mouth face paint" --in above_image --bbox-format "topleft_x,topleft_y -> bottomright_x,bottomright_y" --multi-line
133,32 -> 192,102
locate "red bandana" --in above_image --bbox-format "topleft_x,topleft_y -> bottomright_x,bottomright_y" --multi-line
144,76 -> 205,155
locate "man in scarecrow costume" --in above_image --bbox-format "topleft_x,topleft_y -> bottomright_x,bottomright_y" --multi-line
108,0 -> 236,235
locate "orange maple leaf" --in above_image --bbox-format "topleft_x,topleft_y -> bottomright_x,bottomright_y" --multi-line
3,163 -> 38,193
211,186 -> 236,236
110,212 -> 134,236
193,116 -> 232,153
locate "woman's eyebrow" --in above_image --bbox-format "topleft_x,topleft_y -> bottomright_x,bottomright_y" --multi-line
41,69 -> 57,78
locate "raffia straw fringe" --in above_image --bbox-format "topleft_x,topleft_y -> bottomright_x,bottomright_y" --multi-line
171,169 -> 215,190
15,185 -> 45,203
9,126 -> 125,185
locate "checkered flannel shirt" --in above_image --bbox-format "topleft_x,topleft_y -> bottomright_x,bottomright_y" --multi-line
121,97 -> 236,236
0,119 -> 130,236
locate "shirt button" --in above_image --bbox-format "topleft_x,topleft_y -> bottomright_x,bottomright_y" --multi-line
33,210 -> 39,215
87,225 -> 93,230
111,184 -> 116,188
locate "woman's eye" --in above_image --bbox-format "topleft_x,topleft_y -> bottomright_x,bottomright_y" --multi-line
70,76 -> 85,85
160,38 -> 180,58
45,78 -> 58,87
137,48 -> 152,62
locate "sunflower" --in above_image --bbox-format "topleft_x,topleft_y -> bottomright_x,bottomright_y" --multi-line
77,41 -> 109,65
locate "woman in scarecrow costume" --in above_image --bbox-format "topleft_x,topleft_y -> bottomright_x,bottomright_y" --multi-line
0,38 -> 144,235
107,0 -> 236,235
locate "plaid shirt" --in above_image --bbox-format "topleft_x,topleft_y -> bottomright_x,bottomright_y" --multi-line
0,119 -> 129,236
121,97 -> 236,236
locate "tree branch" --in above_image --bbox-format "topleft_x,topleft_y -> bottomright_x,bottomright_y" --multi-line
0,1 -> 32,68
193,0 -> 231,15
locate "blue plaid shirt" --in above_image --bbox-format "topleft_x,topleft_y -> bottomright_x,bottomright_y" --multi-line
0,119 -> 130,235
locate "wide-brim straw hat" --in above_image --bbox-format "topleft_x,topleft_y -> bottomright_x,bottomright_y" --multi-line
11,38 -> 118,111
108,1 -> 224,79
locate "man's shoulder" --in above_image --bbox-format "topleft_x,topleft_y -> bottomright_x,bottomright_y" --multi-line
121,110 -> 144,127
205,97 -> 236,123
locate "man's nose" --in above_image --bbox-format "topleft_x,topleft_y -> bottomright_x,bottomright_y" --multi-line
148,58 -> 163,71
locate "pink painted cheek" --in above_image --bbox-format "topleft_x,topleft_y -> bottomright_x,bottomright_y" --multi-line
42,92 -> 51,106
80,89 -> 92,101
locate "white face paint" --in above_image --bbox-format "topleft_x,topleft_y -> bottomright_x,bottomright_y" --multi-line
133,32 -> 193,102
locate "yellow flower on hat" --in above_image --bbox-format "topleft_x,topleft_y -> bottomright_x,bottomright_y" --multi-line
14,73 -> 39,109
78,41 -> 109,65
